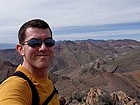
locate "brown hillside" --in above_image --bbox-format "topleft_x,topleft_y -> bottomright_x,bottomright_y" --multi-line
0,59 -> 16,82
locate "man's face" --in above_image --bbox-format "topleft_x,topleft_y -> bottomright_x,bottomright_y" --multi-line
21,27 -> 54,70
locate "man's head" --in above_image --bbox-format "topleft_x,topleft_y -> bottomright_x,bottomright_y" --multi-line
18,19 -> 52,44
16,19 -> 55,71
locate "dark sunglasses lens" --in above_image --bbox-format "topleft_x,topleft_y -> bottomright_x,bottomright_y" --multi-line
44,39 -> 55,47
27,39 -> 42,47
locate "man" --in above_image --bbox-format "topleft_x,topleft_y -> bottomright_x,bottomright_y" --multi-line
0,19 -> 60,105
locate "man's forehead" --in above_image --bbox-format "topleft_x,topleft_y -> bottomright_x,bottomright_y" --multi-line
25,28 -> 51,39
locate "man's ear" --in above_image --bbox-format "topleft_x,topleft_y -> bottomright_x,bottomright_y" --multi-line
16,44 -> 25,56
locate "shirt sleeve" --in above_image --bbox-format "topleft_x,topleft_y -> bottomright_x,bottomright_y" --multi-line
0,76 -> 32,105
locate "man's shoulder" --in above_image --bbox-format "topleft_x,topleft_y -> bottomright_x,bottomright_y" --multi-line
0,73 -> 32,105
0,75 -> 30,89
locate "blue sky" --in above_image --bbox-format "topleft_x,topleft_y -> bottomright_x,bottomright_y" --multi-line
0,0 -> 140,44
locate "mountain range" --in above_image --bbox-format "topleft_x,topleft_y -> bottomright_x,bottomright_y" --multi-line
0,39 -> 140,104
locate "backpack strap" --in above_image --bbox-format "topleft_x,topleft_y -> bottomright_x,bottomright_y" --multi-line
42,86 -> 58,105
13,71 -> 40,105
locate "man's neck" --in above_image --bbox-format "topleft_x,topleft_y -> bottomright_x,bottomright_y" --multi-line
22,63 -> 48,79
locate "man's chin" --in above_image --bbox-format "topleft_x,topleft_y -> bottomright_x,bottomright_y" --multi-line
36,62 -> 50,69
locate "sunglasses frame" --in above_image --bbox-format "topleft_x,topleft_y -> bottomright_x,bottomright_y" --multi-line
22,37 -> 55,48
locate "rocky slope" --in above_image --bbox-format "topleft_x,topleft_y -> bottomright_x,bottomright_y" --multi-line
0,59 -> 16,83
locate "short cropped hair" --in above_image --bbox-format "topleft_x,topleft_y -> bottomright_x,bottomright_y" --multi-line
18,19 -> 52,44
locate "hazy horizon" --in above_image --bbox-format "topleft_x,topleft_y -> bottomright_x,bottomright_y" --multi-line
0,38 -> 139,49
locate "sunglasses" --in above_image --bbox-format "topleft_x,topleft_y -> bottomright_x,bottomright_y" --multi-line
22,37 -> 55,48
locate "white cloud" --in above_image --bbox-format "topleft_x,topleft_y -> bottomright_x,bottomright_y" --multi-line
0,0 -> 140,42
1,0 -> 140,26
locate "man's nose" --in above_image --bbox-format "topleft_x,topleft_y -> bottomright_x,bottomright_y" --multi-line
39,42 -> 48,51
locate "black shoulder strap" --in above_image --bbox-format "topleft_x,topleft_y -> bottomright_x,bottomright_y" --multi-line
42,86 -> 58,105
13,71 -> 40,105
13,71 -> 58,105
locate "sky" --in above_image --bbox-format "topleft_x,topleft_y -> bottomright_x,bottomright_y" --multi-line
0,0 -> 140,44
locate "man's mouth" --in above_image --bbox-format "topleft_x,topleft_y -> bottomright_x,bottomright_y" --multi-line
37,55 -> 48,57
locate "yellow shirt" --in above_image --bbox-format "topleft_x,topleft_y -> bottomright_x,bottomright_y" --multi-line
0,64 -> 60,105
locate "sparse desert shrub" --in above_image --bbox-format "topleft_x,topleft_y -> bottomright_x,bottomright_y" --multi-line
69,91 -> 85,103
98,92 -> 113,105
